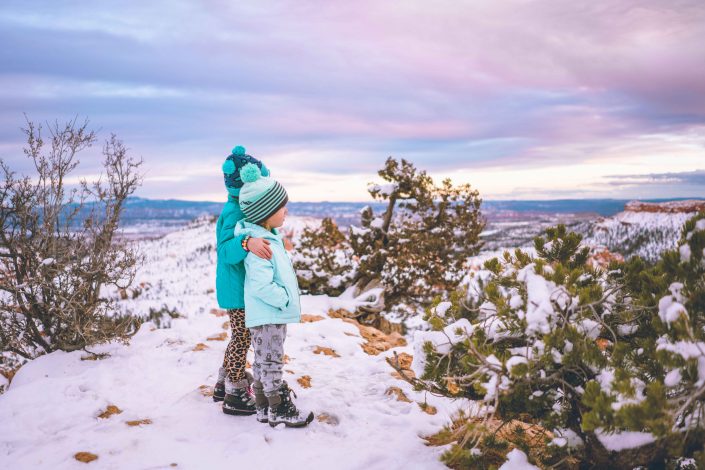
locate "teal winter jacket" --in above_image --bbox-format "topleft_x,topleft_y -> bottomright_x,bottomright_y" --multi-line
215,196 -> 250,309
234,221 -> 301,328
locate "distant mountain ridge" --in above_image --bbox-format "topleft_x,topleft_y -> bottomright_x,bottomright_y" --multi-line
117,197 -> 705,248
120,196 -> 704,224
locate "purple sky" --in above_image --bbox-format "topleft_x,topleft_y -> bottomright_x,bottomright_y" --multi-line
1,0 -> 704,202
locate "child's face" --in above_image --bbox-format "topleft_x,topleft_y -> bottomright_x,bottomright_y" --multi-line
264,205 -> 287,229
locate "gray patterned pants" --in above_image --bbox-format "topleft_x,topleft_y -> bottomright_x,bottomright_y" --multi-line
250,324 -> 287,397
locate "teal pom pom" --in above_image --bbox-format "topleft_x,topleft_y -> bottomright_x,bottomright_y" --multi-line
222,159 -> 236,175
232,145 -> 246,156
240,163 -> 261,183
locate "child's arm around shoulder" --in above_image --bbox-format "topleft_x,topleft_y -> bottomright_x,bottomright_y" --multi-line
218,213 -> 249,265
245,252 -> 289,310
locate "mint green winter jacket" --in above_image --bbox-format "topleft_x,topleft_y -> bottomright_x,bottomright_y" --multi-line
215,196 -> 250,309
234,220 -> 301,328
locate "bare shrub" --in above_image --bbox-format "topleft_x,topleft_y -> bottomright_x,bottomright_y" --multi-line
0,117 -> 143,360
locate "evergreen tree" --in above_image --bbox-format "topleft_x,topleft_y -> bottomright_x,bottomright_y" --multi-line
413,215 -> 705,469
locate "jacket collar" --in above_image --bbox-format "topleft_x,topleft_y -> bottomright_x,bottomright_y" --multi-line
234,220 -> 282,242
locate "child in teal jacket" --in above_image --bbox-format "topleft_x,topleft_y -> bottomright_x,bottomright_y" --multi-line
234,163 -> 314,428
214,146 -> 275,416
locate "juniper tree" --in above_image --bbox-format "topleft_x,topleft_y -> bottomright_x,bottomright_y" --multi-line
293,217 -> 354,296
0,117 -> 143,361
295,157 -> 484,315
407,219 -> 705,469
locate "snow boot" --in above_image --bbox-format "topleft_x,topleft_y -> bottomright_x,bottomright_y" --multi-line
222,380 -> 256,416
267,382 -> 314,428
252,380 -> 269,424
213,367 -> 227,402
213,381 -> 225,402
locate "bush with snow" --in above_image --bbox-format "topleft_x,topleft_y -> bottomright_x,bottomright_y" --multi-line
413,218 -> 705,469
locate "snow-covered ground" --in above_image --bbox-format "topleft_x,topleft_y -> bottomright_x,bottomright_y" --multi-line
584,204 -> 700,262
0,219 -> 465,470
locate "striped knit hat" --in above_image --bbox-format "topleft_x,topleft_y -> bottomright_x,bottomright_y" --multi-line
238,163 -> 289,224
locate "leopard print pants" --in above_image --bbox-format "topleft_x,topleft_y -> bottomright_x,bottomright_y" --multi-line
222,308 -> 250,384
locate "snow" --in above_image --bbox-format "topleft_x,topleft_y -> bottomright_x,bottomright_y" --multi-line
679,244 -> 691,263
40,258 -> 55,266
505,356 -> 528,373
499,449 -> 539,470
664,369 -> 682,387
368,183 -> 398,196
657,338 -> 705,386
658,283 -> 688,326
411,319 -> 474,377
0,220 -> 462,470
370,218 -> 385,229
517,264 -> 557,336
433,301 -> 452,318
596,429 -> 655,452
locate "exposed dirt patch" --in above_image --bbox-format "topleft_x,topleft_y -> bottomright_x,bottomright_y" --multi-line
301,314 -> 325,323
206,332 -> 227,341
418,402 -> 437,415
297,375 -> 312,388
342,318 -> 406,355
74,452 -> 98,463
312,346 -> 340,358
210,308 -> 228,317
125,419 -> 152,427
317,413 -> 340,426
97,405 -> 123,419
385,386 -> 412,403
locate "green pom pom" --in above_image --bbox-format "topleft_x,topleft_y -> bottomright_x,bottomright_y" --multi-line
222,159 -> 236,175
232,145 -> 246,156
240,163 -> 261,183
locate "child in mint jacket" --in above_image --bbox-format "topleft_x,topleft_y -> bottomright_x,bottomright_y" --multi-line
234,163 -> 314,428
213,146 -> 275,416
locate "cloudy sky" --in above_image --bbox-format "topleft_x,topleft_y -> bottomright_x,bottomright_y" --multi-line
1,0 -> 704,202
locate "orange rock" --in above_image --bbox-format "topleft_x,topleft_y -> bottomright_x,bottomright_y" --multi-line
342,318 -> 406,355
74,452 -> 98,463
210,308 -> 228,317
97,405 -> 122,419
312,346 -> 340,358
297,375 -> 312,388
395,352 -> 413,370
126,419 -> 152,426
207,332 -> 227,341
385,386 -> 412,403
301,314 -> 325,323
625,200 -> 705,213
192,343 -> 209,352
327,308 -> 354,319
198,385 -> 214,397
222,321 -> 230,330
283,354 -> 291,364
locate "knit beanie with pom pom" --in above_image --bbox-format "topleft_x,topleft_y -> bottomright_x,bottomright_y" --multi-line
222,145 -> 270,197
238,163 -> 288,224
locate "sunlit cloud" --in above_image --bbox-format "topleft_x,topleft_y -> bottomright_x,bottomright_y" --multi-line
0,0 -> 703,201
